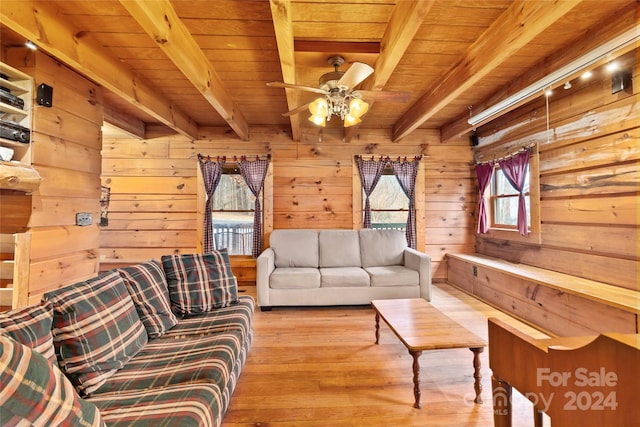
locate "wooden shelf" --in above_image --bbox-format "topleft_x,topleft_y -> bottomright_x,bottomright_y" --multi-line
0,138 -> 29,149
0,62 -> 33,165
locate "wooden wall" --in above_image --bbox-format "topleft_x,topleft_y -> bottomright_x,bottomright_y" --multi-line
101,126 -> 474,282
1,49 -> 103,306
471,49 -> 639,293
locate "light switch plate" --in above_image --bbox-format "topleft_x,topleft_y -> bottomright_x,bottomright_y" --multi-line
76,212 -> 93,226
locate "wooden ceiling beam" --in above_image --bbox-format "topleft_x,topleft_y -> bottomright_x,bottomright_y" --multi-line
393,0 -> 583,142
344,0 -> 435,142
0,0 -> 199,140
440,3 -> 640,142
103,104 -> 146,139
119,0 -> 249,141
294,41 -> 380,54
366,0 -> 435,92
270,0 -> 301,141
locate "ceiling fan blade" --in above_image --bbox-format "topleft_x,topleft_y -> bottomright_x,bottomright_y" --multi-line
337,62 -> 374,89
282,102 -> 311,117
267,81 -> 328,95
355,90 -> 412,103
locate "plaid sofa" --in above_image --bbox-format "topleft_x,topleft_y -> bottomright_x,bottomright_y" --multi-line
0,251 -> 253,427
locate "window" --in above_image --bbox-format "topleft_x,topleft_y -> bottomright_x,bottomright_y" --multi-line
367,168 -> 408,231
352,156 -> 425,249
490,164 -> 531,229
477,148 -> 541,244
211,165 -> 260,256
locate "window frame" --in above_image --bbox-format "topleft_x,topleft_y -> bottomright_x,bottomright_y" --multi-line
352,156 -> 426,249
196,158 -> 273,256
366,166 -> 410,231
479,149 -> 541,244
489,163 -> 531,230
210,165 -> 259,256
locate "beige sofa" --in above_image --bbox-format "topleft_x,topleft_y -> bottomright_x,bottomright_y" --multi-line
256,229 -> 431,310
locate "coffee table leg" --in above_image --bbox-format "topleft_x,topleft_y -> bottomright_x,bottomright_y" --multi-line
470,347 -> 484,404
410,350 -> 423,408
374,312 -> 380,344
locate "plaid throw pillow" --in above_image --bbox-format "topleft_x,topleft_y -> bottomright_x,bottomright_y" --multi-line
118,260 -> 178,339
0,301 -> 57,366
162,250 -> 239,315
0,335 -> 105,427
44,270 -> 148,396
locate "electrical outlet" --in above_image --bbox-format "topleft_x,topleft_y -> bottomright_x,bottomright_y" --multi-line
472,266 -> 478,277
76,212 -> 93,226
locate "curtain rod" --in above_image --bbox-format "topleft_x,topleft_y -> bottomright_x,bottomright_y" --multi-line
196,154 -> 271,161
474,143 -> 535,165
355,155 -> 423,161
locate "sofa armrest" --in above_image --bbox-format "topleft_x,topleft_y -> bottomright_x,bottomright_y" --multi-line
403,248 -> 432,301
256,248 -> 275,308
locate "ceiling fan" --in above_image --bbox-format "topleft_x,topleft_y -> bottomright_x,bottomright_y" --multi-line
267,56 -> 411,127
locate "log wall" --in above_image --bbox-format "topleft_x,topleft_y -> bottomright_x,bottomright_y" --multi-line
0,49 -> 103,306
465,49 -> 639,294
101,126 -> 474,282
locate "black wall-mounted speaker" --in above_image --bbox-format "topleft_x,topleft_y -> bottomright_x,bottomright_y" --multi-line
470,131 -> 480,147
37,83 -> 53,107
611,71 -> 632,94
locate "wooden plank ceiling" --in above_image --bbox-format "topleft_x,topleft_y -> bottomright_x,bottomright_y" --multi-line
0,0 -> 637,141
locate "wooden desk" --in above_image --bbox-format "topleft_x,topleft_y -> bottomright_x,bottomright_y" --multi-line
372,298 -> 487,408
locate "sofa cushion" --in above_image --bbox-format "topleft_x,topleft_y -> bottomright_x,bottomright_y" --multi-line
319,229 -> 361,267
162,295 -> 254,341
89,382 -> 223,427
162,250 -> 239,315
269,267 -> 321,289
270,229 -> 319,268
0,301 -> 57,366
359,229 -> 407,267
91,331 -> 244,396
0,335 -> 105,427
118,260 -> 179,339
365,265 -> 419,287
320,267 -> 370,287
44,270 -> 148,396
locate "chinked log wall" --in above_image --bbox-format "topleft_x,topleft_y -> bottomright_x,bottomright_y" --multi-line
446,49 -> 639,336
101,126 -> 475,283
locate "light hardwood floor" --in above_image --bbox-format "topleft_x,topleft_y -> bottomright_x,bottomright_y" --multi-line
224,283 -> 551,426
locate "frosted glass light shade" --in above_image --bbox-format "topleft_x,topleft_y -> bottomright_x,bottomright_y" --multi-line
343,114 -> 362,127
348,98 -> 369,118
309,114 -> 326,127
309,98 -> 329,117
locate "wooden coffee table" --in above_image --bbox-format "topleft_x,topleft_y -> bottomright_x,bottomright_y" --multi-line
372,298 -> 487,409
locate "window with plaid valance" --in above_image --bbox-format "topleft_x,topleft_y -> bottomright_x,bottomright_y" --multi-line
355,155 -> 422,249
198,155 -> 270,257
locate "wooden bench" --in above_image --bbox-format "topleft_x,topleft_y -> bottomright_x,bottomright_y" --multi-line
446,253 -> 639,336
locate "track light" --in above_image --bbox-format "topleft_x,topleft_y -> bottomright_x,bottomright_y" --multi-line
581,70 -> 593,80
467,26 -> 639,127
25,40 -> 37,50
